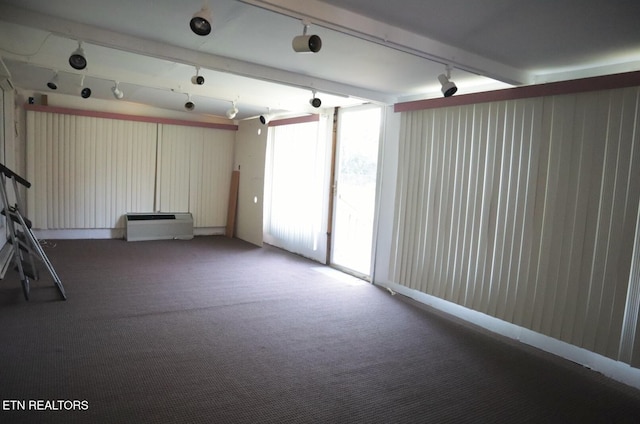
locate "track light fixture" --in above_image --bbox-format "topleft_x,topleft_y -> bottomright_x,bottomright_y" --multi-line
259,108 -> 271,125
191,66 -> 205,85
69,41 -> 87,70
79,75 -> 91,99
190,5 -> 212,36
292,22 -> 322,53
226,100 -> 238,119
185,94 -> 195,111
47,71 -> 59,90
438,65 -> 458,98
112,81 -> 124,99
309,90 -> 321,108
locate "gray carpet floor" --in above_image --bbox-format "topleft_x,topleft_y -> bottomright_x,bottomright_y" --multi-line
1,236 -> 640,423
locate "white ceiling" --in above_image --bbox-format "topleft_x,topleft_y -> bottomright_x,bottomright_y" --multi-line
1,0 -> 639,120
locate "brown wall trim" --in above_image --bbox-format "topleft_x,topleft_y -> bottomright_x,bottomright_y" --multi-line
24,104 -> 239,131
395,70 -> 640,113
269,114 -> 319,127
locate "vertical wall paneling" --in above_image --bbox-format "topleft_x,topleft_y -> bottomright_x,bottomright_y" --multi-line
26,111 -> 157,229
157,124 -> 234,227
389,87 -> 640,364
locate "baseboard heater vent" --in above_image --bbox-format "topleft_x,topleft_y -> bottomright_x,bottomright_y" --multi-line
125,213 -> 194,242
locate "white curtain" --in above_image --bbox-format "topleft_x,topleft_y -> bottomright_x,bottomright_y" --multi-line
263,115 -> 332,263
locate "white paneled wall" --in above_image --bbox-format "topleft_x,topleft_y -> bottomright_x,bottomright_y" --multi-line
26,111 -> 235,230
27,112 -> 157,228
390,87 -> 640,364
158,124 -> 234,227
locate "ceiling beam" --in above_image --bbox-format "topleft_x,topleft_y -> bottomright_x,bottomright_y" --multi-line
240,0 -> 532,85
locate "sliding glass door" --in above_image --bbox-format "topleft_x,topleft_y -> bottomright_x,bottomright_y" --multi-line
330,105 -> 382,277
263,107 -> 381,277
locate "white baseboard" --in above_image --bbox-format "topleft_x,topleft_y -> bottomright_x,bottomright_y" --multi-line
33,227 -> 226,240
194,227 -> 226,236
379,281 -> 640,391
33,228 -> 125,240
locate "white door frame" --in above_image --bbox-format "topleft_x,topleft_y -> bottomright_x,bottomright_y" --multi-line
330,104 -> 383,279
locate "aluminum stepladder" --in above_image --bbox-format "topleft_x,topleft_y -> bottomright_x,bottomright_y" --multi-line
0,163 -> 66,301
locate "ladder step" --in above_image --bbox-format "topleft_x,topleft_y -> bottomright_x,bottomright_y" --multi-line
0,209 -> 32,228
15,260 -> 38,280
1,162 -> 66,301
7,232 -> 31,253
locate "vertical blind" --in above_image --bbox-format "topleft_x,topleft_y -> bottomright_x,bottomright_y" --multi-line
263,116 -> 332,262
157,124 -> 234,227
390,87 -> 640,364
27,112 -> 156,228
26,112 -> 235,230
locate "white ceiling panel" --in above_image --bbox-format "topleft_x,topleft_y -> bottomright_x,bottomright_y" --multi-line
0,0 -> 638,119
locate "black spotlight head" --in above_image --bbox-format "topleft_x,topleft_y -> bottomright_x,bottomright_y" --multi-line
310,97 -> 322,108
69,47 -> 87,70
438,73 -> 458,98
185,101 -> 195,111
190,7 -> 212,36
191,75 -> 205,85
443,85 -> 458,97
308,35 -> 322,53
47,81 -> 58,90
259,115 -> 266,125
81,87 -> 92,99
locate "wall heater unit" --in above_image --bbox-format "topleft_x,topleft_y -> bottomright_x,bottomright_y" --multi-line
125,213 -> 194,242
